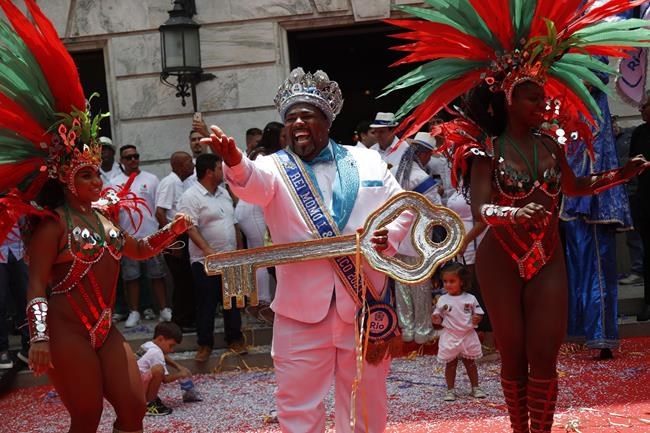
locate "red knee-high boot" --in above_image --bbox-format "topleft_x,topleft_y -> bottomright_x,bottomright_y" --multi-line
501,377 -> 529,433
527,376 -> 558,433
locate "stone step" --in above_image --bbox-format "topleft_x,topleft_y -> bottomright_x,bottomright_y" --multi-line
117,323 -> 273,354
618,319 -> 650,338
6,315 -> 275,389
619,297 -> 645,316
618,282 -> 645,316
11,345 -> 274,389
6,315 -> 273,353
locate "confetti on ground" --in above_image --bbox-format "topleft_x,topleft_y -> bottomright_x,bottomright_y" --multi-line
1,338 -> 649,432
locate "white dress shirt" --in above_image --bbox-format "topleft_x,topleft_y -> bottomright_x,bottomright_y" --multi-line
426,155 -> 453,204
371,136 -> 409,176
183,158 -> 199,189
234,200 -> 267,249
112,170 -> 160,238
235,199 -> 273,303
446,190 -> 485,265
100,162 -> 122,186
178,183 -> 238,264
156,171 -> 187,223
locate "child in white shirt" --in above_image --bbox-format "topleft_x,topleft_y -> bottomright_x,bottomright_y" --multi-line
433,262 -> 486,401
137,322 -> 201,416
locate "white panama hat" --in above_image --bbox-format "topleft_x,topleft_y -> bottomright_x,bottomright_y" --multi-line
411,131 -> 437,151
370,112 -> 399,128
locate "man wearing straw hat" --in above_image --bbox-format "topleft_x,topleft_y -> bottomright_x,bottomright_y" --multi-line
369,112 -> 408,174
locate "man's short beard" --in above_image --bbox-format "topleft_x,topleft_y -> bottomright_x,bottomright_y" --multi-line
290,141 -> 315,158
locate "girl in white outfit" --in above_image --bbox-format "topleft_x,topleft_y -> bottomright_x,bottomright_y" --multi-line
433,262 -> 486,401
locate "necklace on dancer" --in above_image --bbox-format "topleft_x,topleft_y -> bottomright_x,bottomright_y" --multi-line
502,134 -> 538,183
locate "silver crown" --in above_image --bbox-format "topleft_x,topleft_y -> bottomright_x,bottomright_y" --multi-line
274,67 -> 343,125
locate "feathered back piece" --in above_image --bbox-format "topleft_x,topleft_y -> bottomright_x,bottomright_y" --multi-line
383,0 -> 650,140
0,0 -> 109,244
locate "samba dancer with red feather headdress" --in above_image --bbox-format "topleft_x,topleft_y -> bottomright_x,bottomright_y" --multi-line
384,1 -> 650,431
0,2 -> 193,431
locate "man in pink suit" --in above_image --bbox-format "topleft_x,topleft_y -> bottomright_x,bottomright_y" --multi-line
201,68 -> 410,433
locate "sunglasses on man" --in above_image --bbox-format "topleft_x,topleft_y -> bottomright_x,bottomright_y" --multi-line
122,153 -> 140,161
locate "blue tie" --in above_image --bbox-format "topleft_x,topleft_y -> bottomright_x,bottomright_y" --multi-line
305,147 -> 334,165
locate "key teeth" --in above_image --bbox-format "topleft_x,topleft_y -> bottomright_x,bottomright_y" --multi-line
222,268 -> 238,310
223,293 -> 232,310
235,295 -> 246,309
222,264 -> 259,310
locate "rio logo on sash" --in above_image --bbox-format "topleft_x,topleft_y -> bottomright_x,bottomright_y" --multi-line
365,304 -> 398,341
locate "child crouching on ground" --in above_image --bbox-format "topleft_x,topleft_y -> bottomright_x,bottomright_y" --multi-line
137,321 -> 202,416
433,262 -> 486,401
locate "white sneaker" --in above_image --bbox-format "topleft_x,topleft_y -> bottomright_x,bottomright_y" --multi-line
112,312 -> 127,322
471,386 -> 487,398
619,274 -> 643,285
443,389 -> 456,401
143,308 -> 156,320
159,308 -> 172,322
0,351 -> 13,369
125,310 -> 141,328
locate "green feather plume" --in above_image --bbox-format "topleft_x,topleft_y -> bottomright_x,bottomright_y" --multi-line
382,59 -> 485,119
0,21 -> 55,127
393,3 -> 500,50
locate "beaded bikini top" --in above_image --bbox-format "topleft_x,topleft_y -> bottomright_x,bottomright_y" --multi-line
50,204 -> 125,349
493,134 -> 561,201
490,135 -> 561,281
67,215 -> 124,264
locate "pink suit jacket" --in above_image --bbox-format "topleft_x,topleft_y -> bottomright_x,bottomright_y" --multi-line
224,146 -> 409,324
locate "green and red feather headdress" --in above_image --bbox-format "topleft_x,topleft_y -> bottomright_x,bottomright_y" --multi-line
383,0 -> 650,140
0,0 -> 108,244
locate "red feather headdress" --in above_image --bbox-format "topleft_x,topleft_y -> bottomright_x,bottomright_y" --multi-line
384,0 -> 650,143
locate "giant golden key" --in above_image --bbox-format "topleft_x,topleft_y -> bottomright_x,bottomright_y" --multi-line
204,191 -> 464,309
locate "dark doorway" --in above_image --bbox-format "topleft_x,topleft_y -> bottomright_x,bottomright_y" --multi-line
70,50 -> 112,139
288,23 -> 416,144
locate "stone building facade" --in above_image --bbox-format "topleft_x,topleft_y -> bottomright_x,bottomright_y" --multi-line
10,0 -> 647,176
26,0 -> 419,176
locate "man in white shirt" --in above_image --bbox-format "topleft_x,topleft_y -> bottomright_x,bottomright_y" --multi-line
0,225 -> 30,368
245,127 -> 262,154
178,153 -> 245,362
185,127 -> 211,189
369,112 -> 408,174
354,120 -> 377,149
156,152 -> 195,331
113,145 -> 170,327
202,68 -> 411,433
98,137 -> 122,185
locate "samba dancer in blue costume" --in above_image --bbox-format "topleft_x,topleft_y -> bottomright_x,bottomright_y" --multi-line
560,61 -> 633,360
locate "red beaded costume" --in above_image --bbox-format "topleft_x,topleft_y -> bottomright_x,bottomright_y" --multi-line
384,1 -> 650,432
0,3 -> 192,432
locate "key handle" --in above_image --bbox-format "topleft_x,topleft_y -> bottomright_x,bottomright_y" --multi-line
360,191 -> 464,284
204,191 -> 465,309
